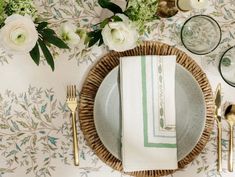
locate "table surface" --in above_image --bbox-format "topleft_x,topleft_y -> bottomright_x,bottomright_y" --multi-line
0,0 -> 235,177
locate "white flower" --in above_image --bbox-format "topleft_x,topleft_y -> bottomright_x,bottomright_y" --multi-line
101,14 -> 139,52
59,23 -> 80,47
0,14 -> 38,54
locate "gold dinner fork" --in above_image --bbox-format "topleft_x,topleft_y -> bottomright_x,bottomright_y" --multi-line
66,85 -> 79,166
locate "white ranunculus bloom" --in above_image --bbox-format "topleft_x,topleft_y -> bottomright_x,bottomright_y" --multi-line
59,23 -> 80,47
101,14 -> 139,52
0,14 -> 38,54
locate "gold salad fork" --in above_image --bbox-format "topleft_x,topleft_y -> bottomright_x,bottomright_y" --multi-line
66,85 -> 79,166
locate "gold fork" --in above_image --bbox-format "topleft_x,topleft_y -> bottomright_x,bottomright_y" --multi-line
66,85 -> 79,166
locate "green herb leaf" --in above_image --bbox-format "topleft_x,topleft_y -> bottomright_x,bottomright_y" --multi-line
98,37 -> 104,46
112,15 -> 122,22
48,136 -> 58,146
38,27 -> 69,49
88,36 -> 101,47
37,22 -> 48,31
38,39 -> 55,71
100,18 -> 110,28
42,33 -> 69,49
30,43 -> 40,65
87,30 -> 99,37
87,30 -> 102,47
43,28 -> 56,35
98,0 -> 123,14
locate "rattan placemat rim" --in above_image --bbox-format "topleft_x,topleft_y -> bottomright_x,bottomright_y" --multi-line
79,41 -> 214,177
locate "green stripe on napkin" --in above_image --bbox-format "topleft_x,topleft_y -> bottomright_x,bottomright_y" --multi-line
141,56 -> 176,148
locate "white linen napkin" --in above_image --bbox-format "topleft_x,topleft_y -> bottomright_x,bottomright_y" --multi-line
120,55 -> 178,172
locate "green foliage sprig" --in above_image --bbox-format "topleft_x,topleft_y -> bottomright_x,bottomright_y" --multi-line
87,0 -> 159,47
30,22 -> 69,71
125,0 -> 159,34
0,0 -> 69,71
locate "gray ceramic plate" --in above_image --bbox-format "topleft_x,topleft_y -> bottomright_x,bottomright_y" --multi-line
94,64 -> 206,161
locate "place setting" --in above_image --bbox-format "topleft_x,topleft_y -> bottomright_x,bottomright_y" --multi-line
1,0 -> 235,177
78,0 -> 235,176
79,41 -> 214,176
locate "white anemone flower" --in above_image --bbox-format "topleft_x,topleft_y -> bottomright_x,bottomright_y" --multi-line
0,14 -> 38,54
59,23 -> 80,47
101,14 -> 139,52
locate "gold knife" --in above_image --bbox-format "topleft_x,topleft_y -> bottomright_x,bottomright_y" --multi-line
214,83 -> 222,172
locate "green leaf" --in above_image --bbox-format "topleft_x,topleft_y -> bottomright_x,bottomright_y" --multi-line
20,136 -> 31,146
112,15 -> 122,22
6,150 -> 17,158
87,30 -> 102,47
197,167 -> 203,173
98,37 -> 104,46
30,43 -> 40,65
20,104 -> 27,111
100,18 -> 109,28
26,167 -> 32,174
80,150 -> 85,160
39,131 -> 46,134
87,30 -> 99,37
88,36 -> 101,47
37,22 -> 48,31
32,135 -> 37,146
38,39 -> 55,71
98,0 -> 122,14
44,114 -> 51,123
17,133 -> 25,137
41,104 -> 47,113
32,106 -> 40,119
39,28 -> 69,49
43,28 -> 56,35
16,121 -> 29,128
0,124 -> 9,129
16,144 -> 21,151
11,120 -> 19,131
54,7 -> 62,18
42,33 -> 69,49
44,157 -> 50,162
48,136 -> 58,146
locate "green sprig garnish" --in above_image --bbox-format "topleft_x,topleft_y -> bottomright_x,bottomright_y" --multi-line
30,22 -> 69,71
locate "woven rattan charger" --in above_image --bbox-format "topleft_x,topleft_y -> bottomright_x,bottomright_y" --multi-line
79,41 -> 214,177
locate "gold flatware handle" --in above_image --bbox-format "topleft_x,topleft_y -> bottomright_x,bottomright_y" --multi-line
217,121 -> 222,172
229,123 -> 233,172
72,112 -> 79,166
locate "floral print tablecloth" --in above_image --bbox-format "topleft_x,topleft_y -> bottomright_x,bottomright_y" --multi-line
1,0 -> 235,177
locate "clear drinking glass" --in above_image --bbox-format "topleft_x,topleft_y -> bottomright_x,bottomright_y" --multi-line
181,15 -> 222,55
219,46 -> 235,87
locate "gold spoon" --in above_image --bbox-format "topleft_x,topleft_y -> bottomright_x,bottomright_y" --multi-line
225,104 -> 235,172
